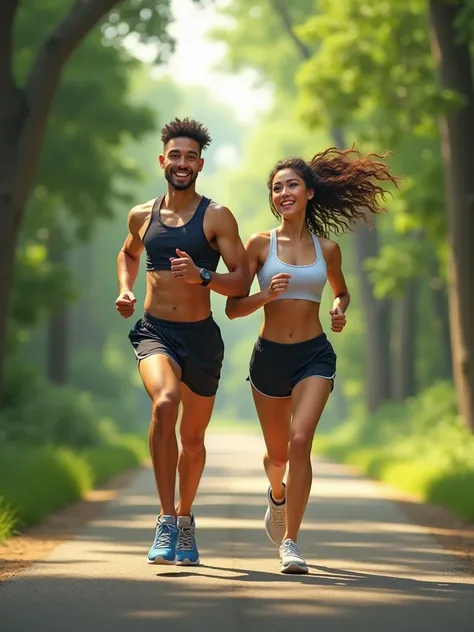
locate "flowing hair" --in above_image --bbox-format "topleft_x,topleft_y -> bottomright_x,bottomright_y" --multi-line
267,147 -> 401,238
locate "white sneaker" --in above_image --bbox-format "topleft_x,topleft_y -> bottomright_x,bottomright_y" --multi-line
264,485 -> 286,545
279,538 -> 308,574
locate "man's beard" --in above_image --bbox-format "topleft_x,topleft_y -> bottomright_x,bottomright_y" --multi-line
165,169 -> 198,191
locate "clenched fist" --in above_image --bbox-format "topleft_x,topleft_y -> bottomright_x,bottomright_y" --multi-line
115,290 -> 136,318
329,306 -> 346,333
266,273 -> 291,301
170,248 -> 201,284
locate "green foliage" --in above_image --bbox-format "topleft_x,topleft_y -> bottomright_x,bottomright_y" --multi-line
314,383 -> 474,520
296,0 -> 441,138
103,1 -> 174,52
84,435 -> 149,486
0,435 -> 147,540
210,0 -> 315,94
0,360 -> 115,447
0,446 -> 92,529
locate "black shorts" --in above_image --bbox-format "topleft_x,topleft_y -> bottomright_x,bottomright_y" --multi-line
248,333 -> 336,398
128,313 -> 224,397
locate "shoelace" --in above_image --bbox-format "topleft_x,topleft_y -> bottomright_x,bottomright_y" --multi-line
272,503 -> 286,529
177,528 -> 195,551
282,539 -> 301,558
153,523 -> 174,549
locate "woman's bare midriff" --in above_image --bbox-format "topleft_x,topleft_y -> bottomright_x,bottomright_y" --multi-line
143,270 -> 212,322
260,299 -> 324,343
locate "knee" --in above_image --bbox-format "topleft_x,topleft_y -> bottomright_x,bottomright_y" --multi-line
288,432 -> 312,459
180,433 -> 205,456
151,391 -> 180,433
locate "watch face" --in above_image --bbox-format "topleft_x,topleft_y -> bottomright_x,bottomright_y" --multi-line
201,269 -> 211,281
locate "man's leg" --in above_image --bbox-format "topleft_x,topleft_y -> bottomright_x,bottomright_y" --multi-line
174,384 -> 215,566
177,383 -> 215,516
138,354 -> 182,565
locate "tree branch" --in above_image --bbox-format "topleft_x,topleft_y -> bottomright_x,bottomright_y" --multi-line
0,0 -> 23,134
268,0 -> 311,60
0,0 -> 19,83
13,0 -> 120,218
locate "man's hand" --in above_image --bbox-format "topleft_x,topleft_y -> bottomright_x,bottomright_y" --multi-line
329,306 -> 346,333
115,291 -> 136,318
170,249 -> 201,284
266,273 -> 291,301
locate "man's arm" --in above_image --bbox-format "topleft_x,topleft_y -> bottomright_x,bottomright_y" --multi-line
115,206 -> 147,318
170,205 -> 251,297
209,206 -> 250,297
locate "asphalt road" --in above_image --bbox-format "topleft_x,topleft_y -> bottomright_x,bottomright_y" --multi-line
1,432 -> 473,631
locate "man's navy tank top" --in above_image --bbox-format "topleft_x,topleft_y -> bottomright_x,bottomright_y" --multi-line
143,195 -> 220,272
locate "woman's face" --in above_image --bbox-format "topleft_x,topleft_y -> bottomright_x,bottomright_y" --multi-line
271,168 -> 313,219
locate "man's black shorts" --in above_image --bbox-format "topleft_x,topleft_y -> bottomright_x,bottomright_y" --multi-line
248,333 -> 336,398
129,313 -> 224,397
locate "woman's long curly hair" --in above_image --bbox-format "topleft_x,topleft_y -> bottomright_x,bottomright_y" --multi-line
267,147 -> 401,238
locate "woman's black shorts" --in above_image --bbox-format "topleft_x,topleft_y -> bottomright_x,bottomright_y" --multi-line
248,333 -> 336,398
129,313 -> 224,397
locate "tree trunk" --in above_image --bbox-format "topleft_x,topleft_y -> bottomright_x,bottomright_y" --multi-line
47,303 -> 69,385
0,1 -> 24,400
429,256 -> 452,380
71,242 -> 106,352
429,0 -> 474,431
47,226 -> 69,385
353,224 -> 392,411
393,281 -> 417,401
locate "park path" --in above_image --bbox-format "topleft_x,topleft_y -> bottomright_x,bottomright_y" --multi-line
1,432 -> 473,631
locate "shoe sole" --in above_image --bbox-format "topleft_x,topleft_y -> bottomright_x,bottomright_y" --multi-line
175,557 -> 200,566
264,507 -> 285,546
280,561 -> 308,574
146,556 -> 176,565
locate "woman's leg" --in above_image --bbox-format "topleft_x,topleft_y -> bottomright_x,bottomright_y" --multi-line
285,376 -> 332,543
251,386 -> 292,500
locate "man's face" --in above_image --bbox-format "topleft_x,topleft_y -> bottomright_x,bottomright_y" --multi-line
159,137 -> 204,191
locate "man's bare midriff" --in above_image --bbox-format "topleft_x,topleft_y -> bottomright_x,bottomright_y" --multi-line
260,300 -> 323,343
144,270 -> 212,322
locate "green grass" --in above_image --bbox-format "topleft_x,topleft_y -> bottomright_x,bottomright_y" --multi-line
0,434 -> 148,544
314,382 -> 474,523
0,497 -> 17,542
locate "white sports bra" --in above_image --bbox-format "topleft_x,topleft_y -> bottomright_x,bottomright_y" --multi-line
257,229 -> 327,303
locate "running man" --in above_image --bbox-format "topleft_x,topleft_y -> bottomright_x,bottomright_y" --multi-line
115,118 -> 250,566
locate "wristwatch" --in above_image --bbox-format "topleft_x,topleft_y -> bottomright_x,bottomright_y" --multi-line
199,268 -> 212,287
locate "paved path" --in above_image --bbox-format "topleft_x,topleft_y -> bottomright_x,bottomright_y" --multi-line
1,432 -> 473,631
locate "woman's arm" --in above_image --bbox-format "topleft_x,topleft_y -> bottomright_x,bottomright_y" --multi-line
324,240 -> 350,332
225,233 -> 290,320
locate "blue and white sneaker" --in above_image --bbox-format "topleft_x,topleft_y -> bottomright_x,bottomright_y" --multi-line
176,515 -> 200,565
146,515 -> 178,565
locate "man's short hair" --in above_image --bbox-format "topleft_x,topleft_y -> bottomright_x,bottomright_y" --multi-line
161,118 -> 212,152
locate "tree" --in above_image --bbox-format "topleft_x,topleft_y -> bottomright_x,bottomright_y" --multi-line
429,0 -> 474,431
0,0 -> 174,400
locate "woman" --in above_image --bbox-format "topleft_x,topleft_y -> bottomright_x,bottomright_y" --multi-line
226,147 -> 399,574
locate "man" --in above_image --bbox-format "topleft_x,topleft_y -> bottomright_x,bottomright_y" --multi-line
115,118 -> 249,566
